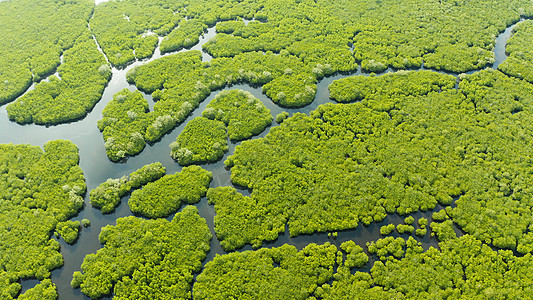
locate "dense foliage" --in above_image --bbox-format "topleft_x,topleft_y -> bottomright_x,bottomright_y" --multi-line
207,186 -> 279,251
202,0 -> 533,73
450,70 -> 533,252
499,20 -> 533,83
7,31 -> 111,125
90,0 -> 179,66
340,241 -> 369,269
71,206 -> 211,299
90,162 -> 166,213
170,117 -> 229,165
0,0 -> 92,105
112,0 -> 533,160
0,141 -> 85,299
202,89 -> 272,141
90,0 -> 262,67
86,0 -> 533,73
160,19 -> 208,54
329,70 -> 456,103
17,279 -> 57,300
97,89 -> 154,162
115,49 -> 317,160
193,243 -> 337,299
262,73 -> 318,107
345,0 -> 532,73
275,111 -> 290,124
6,0 -> 533,298
213,69 -> 533,251
56,220 -> 81,245
129,165 -> 212,218
317,235 -> 533,299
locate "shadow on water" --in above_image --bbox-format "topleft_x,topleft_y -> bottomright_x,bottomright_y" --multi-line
0,16 -> 523,299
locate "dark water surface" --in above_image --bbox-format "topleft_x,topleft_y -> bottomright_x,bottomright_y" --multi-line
0,18 -> 523,299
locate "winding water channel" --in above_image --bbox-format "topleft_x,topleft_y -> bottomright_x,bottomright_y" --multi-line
0,17 -> 524,299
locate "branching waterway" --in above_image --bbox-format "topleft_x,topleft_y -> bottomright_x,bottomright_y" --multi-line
0,17 -> 524,299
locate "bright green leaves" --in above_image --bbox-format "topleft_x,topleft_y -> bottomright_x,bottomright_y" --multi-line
424,44 -> 494,73
129,166 -> 212,218
109,49 -> 318,160
171,117 -> 229,166
193,243 -> 337,300
262,73 -> 317,107
89,162 -> 213,260
160,19 -> 208,54
203,89 -> 272,141
221,99 -> 456,247
6,31 -> 111,125
329,70 -> 456,104
499,20 -> 533,83
90,0 -> 178,67
18,279 -> 57,300
220,69 -> 533,252
56,220 -> 81,245
0,0 -> 92,105
449,70 -> 533,252
98,89 -> 152,162
288,39 -> 356,75
126,51 -> 203,93
321,235 -> 533,299
380,224 -> 396,235
347,0 -> 523,73
341,241 -> 369,269
72,206 -> 211,299
0,141 -> 85,296
207,187 -> 285,251
91,0 -> 260,67
90,162 -> 166,213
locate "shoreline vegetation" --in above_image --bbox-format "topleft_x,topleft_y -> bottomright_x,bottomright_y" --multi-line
3,0 -> 533,299
0,140 -> 85,299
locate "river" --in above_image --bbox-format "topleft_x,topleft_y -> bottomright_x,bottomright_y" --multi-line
0,18 -> 524,299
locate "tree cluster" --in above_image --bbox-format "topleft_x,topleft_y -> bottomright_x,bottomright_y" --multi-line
340,241 -> 369,269
170,117 -> 229,166
90,162 -> 166,213
90,0 -> 179,66
129,165 -> 212,218
0,0 -> 93,106
17,279 -> 57,300
112,0 -> 532,160
329,70 -> 456,104
7,30 -> 111,125
343,0 -> 532,73
193,243 -> 337,299
160,19 -> 208,54
0,140 -> 85,299
55,220 -> 81,245
91,0 -> 263,67
97,89 -> 154,162
499,20 -> 533,83
201,0 -> 532,73
71,206 -> 211,299
107,49 -> 318,160
317,235 -> 533,299
214,69 -> 533,252
380,216 -> 429,237
202,89 -> 273,141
